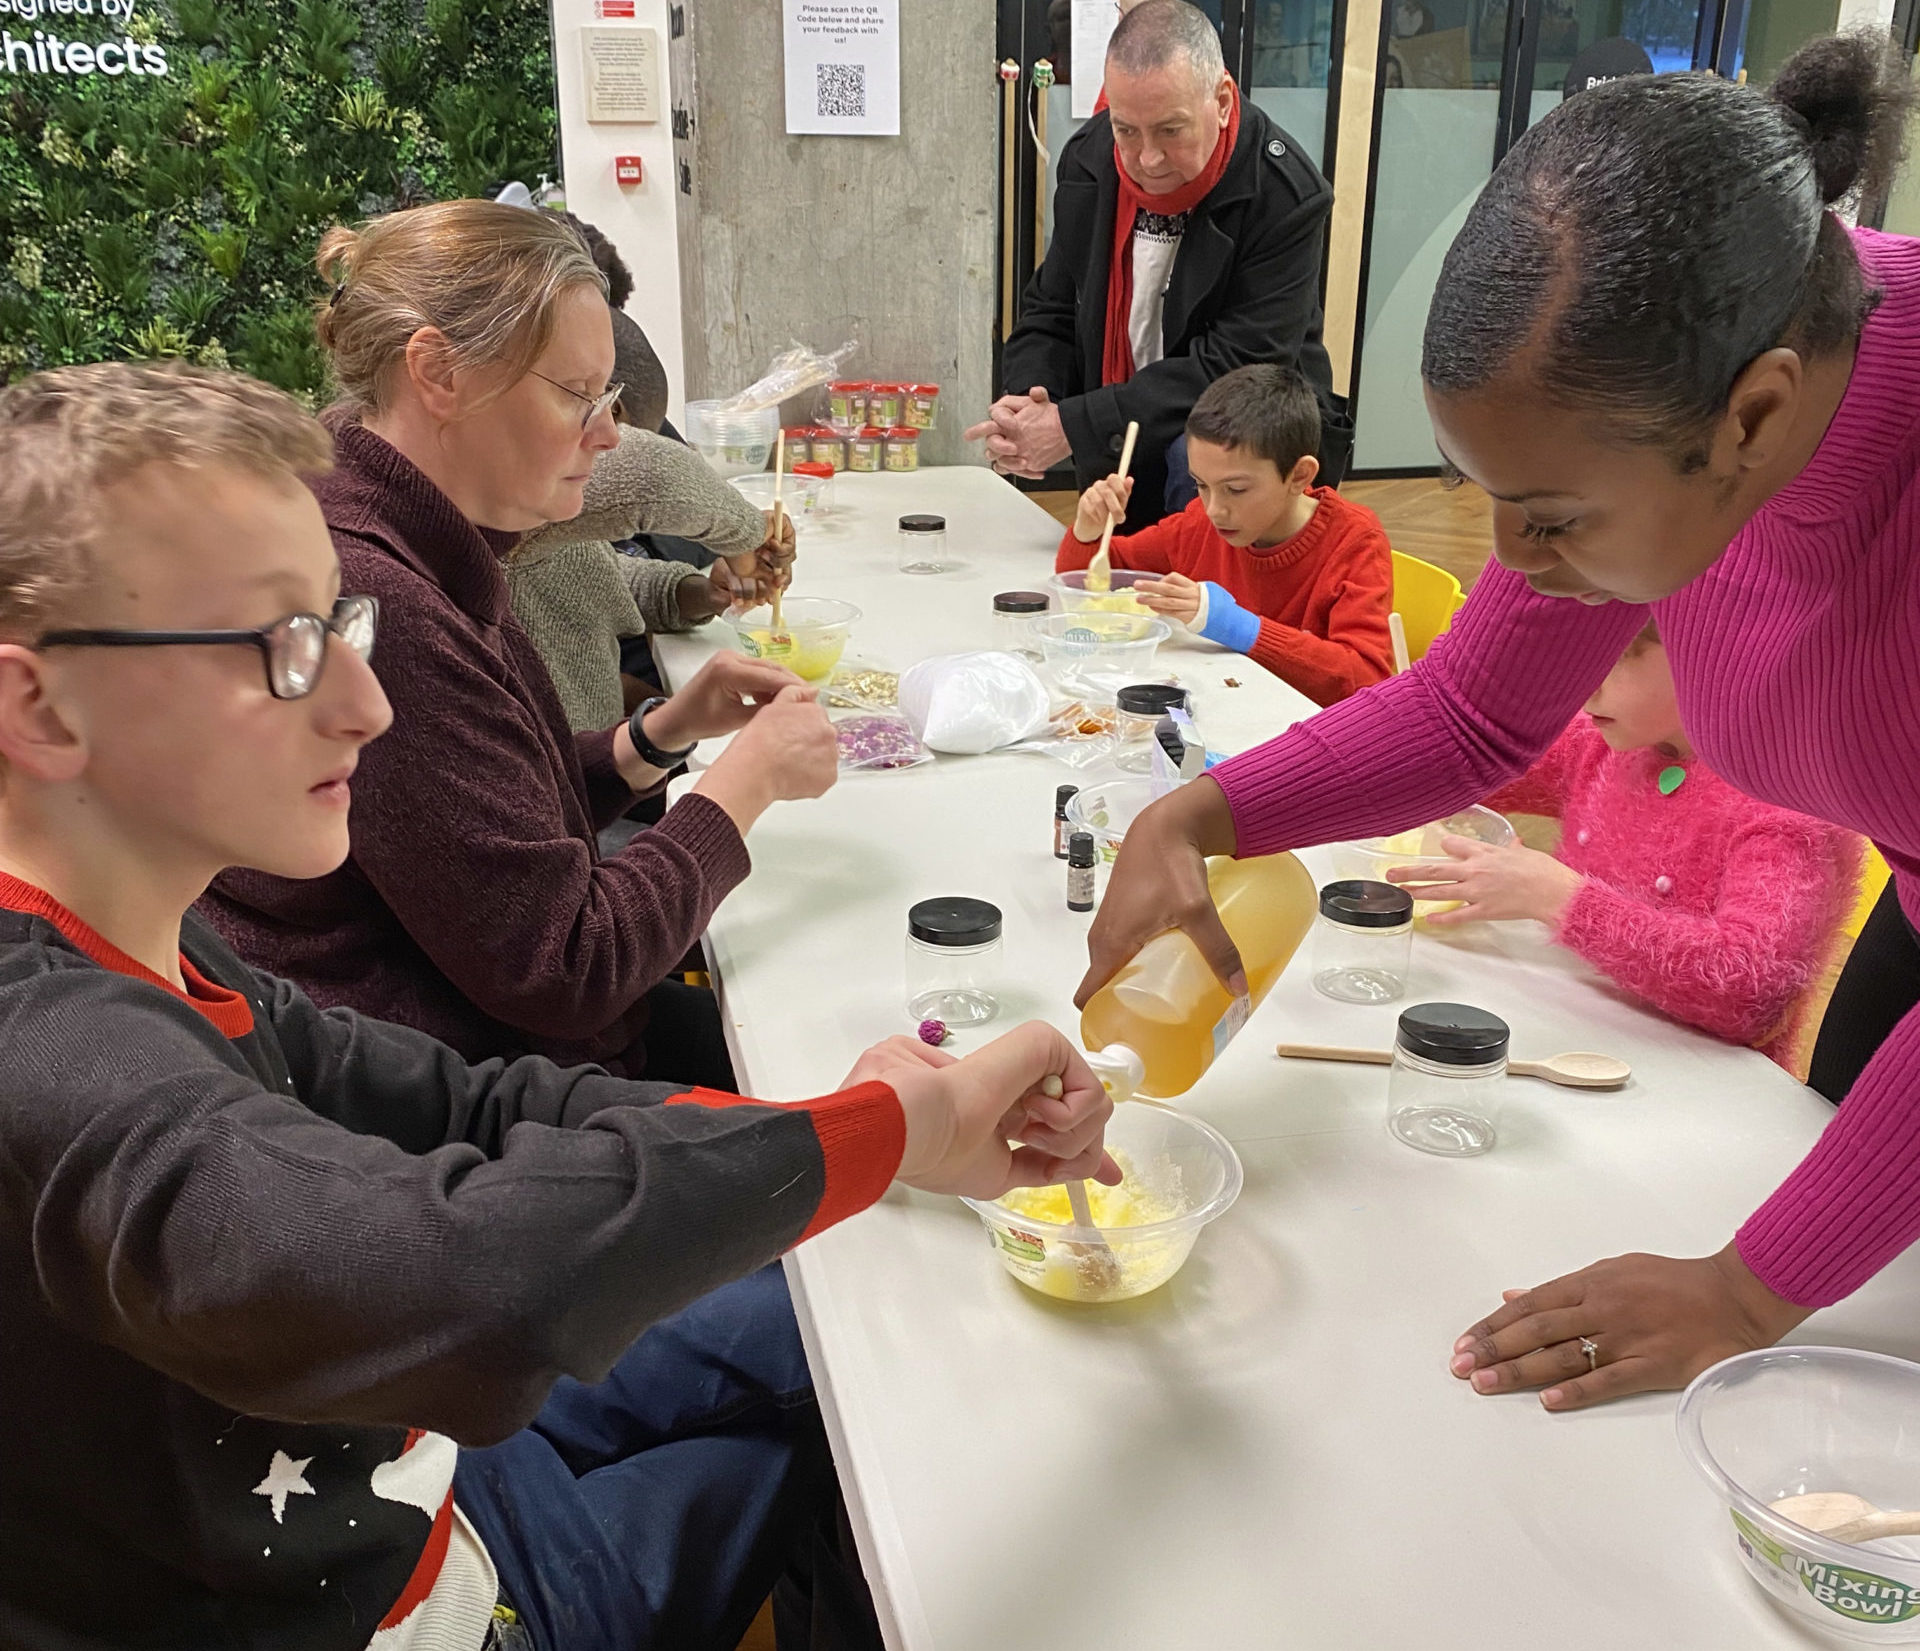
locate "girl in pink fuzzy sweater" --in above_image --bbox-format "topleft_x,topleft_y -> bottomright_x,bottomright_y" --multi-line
1393,624 -> 1863,1066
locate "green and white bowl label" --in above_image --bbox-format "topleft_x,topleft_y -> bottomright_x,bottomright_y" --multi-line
1733,1510 -> 1920,1625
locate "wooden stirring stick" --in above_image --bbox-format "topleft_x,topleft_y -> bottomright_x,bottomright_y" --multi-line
1389,612 -> 1411,675
1085,419 -> 1140,594
1275,1041 -> 1632,1090
769,433 -> 789,640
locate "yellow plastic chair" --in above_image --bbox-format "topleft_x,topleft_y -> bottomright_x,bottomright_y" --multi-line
1390,550 -> 1467,667
1845,844 -> 1893,941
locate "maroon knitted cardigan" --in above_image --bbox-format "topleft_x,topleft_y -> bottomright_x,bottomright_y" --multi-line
202,420 -> 750,1076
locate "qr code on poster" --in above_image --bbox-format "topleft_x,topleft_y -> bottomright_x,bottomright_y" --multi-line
815,61 -> 866,118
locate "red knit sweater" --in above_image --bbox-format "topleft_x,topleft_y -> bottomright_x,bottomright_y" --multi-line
1055,488 -> 1394,706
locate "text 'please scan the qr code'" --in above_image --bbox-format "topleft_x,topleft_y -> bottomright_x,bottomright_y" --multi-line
816,62 -> 867,118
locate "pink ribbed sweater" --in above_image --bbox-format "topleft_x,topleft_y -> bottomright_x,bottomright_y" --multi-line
1216,228 -> 1920,1309
1487,720 -> 1862,1065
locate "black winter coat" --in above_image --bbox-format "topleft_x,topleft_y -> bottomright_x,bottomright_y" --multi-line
1002,102 -> 1339,530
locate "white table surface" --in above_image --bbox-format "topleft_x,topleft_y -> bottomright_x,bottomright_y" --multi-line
655,467 -> 1920,1651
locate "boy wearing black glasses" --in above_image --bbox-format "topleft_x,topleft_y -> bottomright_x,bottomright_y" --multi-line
0,361 -> 1116,1650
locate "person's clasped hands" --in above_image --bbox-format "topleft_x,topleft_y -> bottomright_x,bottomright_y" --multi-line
964,386 -> 1073,480
713,506 -> 799,607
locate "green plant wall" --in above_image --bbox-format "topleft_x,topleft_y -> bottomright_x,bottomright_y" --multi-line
0,0 -> 559,396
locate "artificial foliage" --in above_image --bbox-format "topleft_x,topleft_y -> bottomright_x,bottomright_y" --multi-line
0,0 -> 559,396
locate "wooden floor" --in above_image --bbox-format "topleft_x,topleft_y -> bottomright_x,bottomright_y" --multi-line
1030,473 -> 1495,590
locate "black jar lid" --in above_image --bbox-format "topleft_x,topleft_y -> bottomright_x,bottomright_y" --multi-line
1116,683 -> 1189,716
1055,783 -> 1079,810
994,590 -> 1050,614
899,514 -> 946,534
908,896 -> 1003,947
1396,1002 -> 1511,1066
1319,878 -> 1414,929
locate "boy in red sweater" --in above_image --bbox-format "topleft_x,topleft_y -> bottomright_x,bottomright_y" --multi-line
1057,363 -> 1393,706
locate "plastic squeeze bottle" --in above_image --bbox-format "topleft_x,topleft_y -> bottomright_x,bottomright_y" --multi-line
1079,851 -> 1316,1099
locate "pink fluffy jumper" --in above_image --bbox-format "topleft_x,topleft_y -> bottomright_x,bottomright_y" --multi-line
1487,718 -> 1863,1065
1212,229 -> 1920,1309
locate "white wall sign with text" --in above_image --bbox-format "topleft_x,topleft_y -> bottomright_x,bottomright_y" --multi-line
782,0 -> 899,137
1070,0 -> 1118,119
580,24 -> 659,122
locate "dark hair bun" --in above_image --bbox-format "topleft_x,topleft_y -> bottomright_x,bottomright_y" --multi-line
1770,31 -> 1915,205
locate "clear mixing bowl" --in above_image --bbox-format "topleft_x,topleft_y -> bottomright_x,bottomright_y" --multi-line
1030,611 -> 1172,700
1678,1346 -> 1920,1641
729,471 -> 830,523
726,596 -> 860,683
962,1101 -> 1242,1303
1330,806 -> 1516,917
1049,568 -> 1157,617
1065,779 -> 1157,865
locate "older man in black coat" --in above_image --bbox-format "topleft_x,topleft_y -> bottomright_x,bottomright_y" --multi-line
968,0 -> 1339,532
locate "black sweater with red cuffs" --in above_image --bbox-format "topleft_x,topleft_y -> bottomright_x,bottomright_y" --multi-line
0,878 -> 902,1651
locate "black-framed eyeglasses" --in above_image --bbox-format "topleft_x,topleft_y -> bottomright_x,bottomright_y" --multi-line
530,370 -> 625,430
37,594 -> 379,701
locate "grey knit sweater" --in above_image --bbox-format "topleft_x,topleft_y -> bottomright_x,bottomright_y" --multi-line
509,427 -> 767,730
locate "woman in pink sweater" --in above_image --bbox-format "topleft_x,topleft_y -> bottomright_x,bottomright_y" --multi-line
1391,624 -> 1862,1065
1080,35 -> 1920,1409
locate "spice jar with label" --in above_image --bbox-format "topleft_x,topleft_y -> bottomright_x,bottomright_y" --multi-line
993,590 -> 1049,657
898,513 -> 952,574
790,459 -> 836,511
806,426 -> 848,472
780,427 -> 813,463
904,384 -> 941,429
1312,879 -> 1413,1004
1387,1002 -> 1510,1157
906,897 -> 1003,1026
883,428 -> 920,471
846,426 -> 886,472
867,383 -> 907,428
827,381 -> 869,429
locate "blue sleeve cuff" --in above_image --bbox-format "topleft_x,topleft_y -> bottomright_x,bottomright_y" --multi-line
1197,582 -> 1261,655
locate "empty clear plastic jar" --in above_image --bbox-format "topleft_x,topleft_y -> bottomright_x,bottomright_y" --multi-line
1113,683 -> 1189,773
1312,879 -> 1413,1003
993,590 -> 1049,657
1387,1002 -> 1510,1157
899,513 -> 952,574
906,897 -> 1002,1026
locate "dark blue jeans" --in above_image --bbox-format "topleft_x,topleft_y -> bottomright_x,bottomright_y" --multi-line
1163,432 -> 1198,516
455,1266 -> 855,1651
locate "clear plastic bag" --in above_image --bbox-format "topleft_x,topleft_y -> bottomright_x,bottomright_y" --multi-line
717,340 -> 860,415
1006,699 -> 1120,767
820,666 -> 900,712
898,652 -> 1051,755
835,713 -> 934,773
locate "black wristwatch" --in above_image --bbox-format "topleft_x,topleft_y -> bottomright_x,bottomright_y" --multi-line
627,696 -> 697,769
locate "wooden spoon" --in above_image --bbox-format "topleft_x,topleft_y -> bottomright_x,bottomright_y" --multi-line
1040,1073 -> 1121,1291
768,432 -> 790,643
1085,419 -> 1139,594
1274,1041 -> 1632,1091
1772,1492 -> 1920,1547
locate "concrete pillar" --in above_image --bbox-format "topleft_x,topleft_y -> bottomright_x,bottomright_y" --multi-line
669,0 -> 997,465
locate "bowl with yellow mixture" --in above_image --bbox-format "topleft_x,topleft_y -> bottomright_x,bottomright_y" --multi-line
962,1101 -> 1242,1303
1331,805 -> 1516,917
727,597 -> 860,683
1050,569 -> 1157,616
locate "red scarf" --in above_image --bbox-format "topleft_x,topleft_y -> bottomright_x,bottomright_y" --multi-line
1102,80 -> 1241,387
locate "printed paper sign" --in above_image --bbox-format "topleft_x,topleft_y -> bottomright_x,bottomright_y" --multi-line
783,0 -> 899,137
581,24 -> 659,124
1071,0 -> 1119,119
